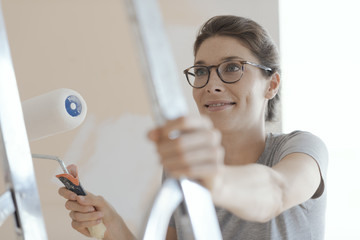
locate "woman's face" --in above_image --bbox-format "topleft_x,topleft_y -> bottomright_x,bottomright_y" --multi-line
192,36 -> 273,132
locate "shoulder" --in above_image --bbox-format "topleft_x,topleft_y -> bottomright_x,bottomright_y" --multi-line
269,130 -> 327,154
270,130 -> 324,144
277,131 -> 327,159
262,131 -> 328,169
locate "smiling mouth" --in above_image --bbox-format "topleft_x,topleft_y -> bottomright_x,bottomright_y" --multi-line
205,102 -> 236,108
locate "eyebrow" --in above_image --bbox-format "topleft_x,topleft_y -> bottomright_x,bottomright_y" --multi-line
194,56 -> 245,65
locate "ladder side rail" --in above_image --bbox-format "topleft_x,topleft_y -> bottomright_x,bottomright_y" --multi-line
0,1 -> 47,239
124,0 -> 222,239
0,190 -> 15,227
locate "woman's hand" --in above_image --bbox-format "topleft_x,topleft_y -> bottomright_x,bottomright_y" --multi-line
148,115 -> 225,190
58,165 -> 135,240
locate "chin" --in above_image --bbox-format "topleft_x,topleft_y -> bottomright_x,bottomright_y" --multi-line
207,115 -> 230,130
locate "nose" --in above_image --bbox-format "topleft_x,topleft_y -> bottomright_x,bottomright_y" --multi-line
205,68 -> 225,93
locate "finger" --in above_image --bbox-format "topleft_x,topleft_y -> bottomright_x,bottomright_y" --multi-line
170,163 -> 221,180
188,165 -> 224,191
70,210 -> 104,222
162,146 -> 224,173
159,116 -> 213,140
65,200 -> 95,212
187,160 -> 224,179
158,129 -> 222,158
72,223 -> 91,238
67,164 -> 79,178
71,219 -> 102,236
147,128 -> 161,142
61,190 -> 106,212
76,193 -> 107,212
58,187 -> 77,201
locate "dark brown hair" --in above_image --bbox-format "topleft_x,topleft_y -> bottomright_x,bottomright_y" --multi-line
194,15 -> 280,122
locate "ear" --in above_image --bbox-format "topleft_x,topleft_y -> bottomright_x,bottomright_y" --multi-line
265,72 -> 280,100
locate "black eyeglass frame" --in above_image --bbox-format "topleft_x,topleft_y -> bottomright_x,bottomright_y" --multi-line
183,59 -> 273,89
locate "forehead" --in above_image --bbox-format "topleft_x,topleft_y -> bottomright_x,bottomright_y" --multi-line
195,36 -> 257,64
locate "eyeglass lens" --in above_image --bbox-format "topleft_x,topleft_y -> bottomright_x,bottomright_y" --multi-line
186,61 -> 243,88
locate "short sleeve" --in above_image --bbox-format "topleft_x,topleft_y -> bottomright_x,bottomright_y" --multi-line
278,131 -> 329,198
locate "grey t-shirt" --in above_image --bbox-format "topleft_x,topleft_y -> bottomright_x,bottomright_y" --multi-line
170,131 -> 328,240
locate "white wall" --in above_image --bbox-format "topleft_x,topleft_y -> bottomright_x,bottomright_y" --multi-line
280,0 -> 360,239
0,0 -> 279,239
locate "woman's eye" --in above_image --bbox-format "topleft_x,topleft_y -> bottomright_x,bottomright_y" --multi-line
224,63 -> 241,72
194,68 -> 208,77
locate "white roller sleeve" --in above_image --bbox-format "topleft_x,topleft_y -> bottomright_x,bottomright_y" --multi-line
22,88 -> 87,141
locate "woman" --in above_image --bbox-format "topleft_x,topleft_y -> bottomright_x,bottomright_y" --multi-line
59,15 -> 328,240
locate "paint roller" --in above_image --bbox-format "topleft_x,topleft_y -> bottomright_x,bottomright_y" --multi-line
24,88 -> 106,239
22,88 -> 87,141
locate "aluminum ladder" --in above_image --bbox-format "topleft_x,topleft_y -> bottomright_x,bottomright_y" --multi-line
0,0 -> 222,239
0,0 -> 48,239
125,0 -> 222,239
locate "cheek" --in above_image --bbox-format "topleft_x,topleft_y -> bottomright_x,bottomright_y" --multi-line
233,80 -> 261,107
193,88 -> 200,103
192,89 -> 202,106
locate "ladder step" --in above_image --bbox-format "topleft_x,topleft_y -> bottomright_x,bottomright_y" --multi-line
0,191 -> 15,227
180,179 -> 223,239
141,178 -> 183,240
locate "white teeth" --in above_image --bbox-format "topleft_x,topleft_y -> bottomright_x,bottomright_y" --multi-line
205,102 -> 235,108
209,103 -> 224,107
208,103 -> 227,107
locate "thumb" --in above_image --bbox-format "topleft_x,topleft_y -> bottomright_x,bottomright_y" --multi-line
66,164 -> 79,177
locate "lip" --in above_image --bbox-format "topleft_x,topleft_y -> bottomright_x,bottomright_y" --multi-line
204,100 -> 236,112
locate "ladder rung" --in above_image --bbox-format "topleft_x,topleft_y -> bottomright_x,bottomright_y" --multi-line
0,191 -> 15,227
141,178 -> 183,240
180,179 -> 222,239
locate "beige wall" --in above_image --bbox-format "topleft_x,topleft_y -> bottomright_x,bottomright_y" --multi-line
0,0 -> 279,239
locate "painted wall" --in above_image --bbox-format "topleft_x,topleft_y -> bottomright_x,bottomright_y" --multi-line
0,0 -> 279,239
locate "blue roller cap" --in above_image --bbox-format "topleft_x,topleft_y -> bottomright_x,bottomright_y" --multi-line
65,95 -> 82,117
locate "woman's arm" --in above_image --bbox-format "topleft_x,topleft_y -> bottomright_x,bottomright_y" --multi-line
211,153 -> 321,222
148,116 -> 322,223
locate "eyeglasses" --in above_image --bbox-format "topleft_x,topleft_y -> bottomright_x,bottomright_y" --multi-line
183,59 -> 273,88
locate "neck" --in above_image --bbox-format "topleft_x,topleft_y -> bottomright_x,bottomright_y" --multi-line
220,124 -> 267,166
